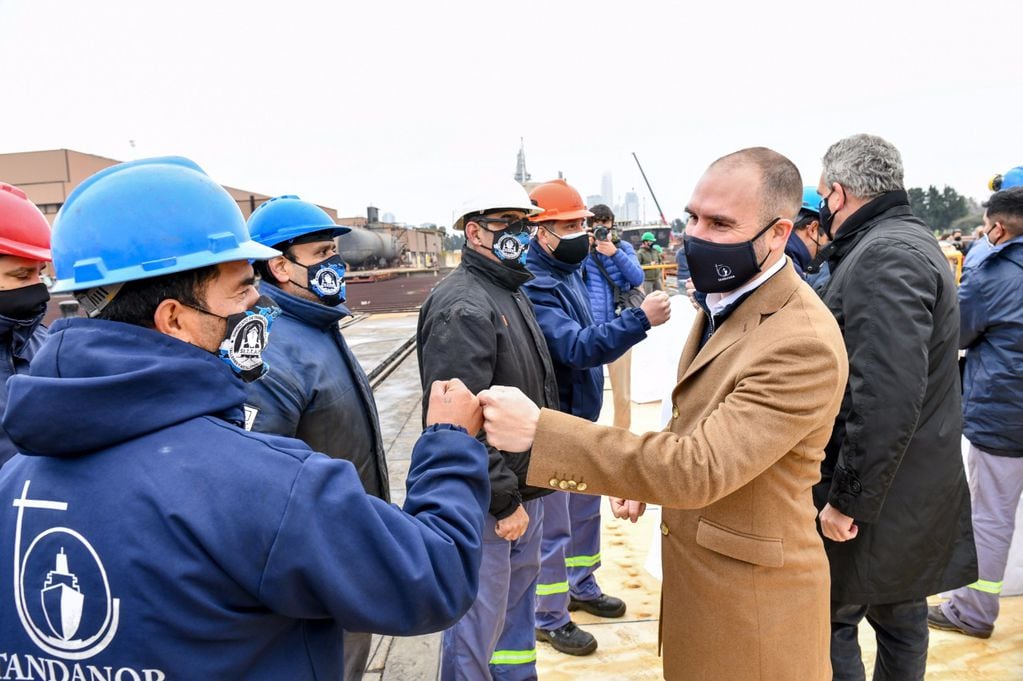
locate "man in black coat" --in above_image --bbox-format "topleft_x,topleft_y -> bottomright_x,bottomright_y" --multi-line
812,134 -> 977,681
418,179 -> 560,681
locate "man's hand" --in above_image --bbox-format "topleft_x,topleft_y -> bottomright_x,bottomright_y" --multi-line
684,278 -> 700,311
495,505 -> 529,541
477,386 -> 540,452
819,503 -> 859,542
594,239 -> 618,257
640,290 -> 671,327
609,497 -> 646,523
425,378 -> 483,435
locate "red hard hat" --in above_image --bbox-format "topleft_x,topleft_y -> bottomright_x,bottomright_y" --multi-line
0,183 -> 52,261
528,179 -> 594,223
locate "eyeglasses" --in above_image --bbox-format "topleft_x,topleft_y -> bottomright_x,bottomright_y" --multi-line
474,217 -> 536,237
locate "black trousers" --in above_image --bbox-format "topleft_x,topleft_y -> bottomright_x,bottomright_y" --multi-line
830,599 -> 929,681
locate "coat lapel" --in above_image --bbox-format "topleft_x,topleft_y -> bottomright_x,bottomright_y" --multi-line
676,264 -> 802,387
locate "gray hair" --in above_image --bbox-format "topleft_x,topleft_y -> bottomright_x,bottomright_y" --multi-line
822,134 -> 904,200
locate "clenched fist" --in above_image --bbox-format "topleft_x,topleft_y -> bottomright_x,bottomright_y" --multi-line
426,378 -> 483,435
495,504 -> 529,541
640,290 -> 671,327
609,497 -> 646,523
477,385 -> 540,453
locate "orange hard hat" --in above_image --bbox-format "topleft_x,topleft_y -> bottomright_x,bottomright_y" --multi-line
527,179 -> 594,223
0,183 -> 51,261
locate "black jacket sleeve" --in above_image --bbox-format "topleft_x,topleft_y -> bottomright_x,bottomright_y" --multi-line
828,241 -> 940,522
418,304 -> 521,519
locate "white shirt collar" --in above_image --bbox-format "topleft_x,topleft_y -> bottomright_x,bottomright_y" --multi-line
706,256 -> 788,317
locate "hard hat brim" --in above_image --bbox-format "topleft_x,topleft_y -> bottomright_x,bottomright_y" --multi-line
0,238 -> 52,262
453,204 -> 541,231
50,239 -> 282,293
528,208 -> 594,222
257,224 -> 352,248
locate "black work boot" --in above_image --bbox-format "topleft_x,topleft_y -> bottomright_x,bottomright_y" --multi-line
535,621 -> 598,656
926,604 -> 992,639
568,593 -> 627,618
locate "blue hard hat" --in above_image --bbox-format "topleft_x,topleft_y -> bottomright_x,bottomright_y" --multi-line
247,195 -> 350,248
1000,166 -> 1023,190
801,186 -> 821,215
51,157 -> 280,293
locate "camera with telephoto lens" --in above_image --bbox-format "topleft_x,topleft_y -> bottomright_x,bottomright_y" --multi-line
593,226 -> 609,241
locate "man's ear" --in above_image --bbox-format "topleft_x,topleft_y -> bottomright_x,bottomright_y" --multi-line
266,255 -> 291,284
464,221 -> 484,247
770,219 -> 793,251
153,298 -> 200,344
536,225 -> 554,252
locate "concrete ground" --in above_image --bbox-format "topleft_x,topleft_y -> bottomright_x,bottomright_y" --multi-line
348,311 -> 1022,680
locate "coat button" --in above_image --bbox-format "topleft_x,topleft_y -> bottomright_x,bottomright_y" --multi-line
672,405 -> 679,419
567,480 -> 578,490
559,480 -> 569,490
577,482 -> 588,492
660,521 -> 669,536
549,478 -> 559,488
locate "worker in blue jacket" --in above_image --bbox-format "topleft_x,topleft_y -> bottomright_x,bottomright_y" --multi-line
0,157 -> 490,680
0,182 -> 52,467
581,204 -> 644,431
523,179 -> 672,656
785,186 -> 831,287
243,195 -> 390,680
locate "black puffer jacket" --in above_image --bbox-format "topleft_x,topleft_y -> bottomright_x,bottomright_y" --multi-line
418,248 -> 559,519
814,191 -> 977,604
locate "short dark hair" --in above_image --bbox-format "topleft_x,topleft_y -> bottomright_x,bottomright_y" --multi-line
984,187 -> 1023,236
710,147 -> 802,225
97,265 -> 220,328
588,203 -> 614,223
793,209 -> 818,231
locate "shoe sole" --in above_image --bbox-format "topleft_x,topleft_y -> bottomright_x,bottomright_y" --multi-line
535,630 -> 599,656
568,600 -> 627,618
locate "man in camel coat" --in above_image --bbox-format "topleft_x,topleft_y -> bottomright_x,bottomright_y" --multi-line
477,147 -> 849,681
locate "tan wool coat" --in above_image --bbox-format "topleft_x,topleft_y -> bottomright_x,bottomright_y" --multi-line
526,264 -> 849,681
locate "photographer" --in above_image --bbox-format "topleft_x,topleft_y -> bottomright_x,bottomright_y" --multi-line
582,204 -> 645,430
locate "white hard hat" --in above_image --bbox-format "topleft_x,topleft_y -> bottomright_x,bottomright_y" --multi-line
453,179 -> 541,231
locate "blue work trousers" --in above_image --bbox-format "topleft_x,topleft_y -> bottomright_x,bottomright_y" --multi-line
535,491 -> 603,631
441,498 -> 544,681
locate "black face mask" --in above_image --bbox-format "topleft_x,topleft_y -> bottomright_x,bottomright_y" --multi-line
288,254 -> 346,306
818,190 -> 839,239
544,228 -> 590,265
683,218 -> 780,294
0,283 -> 49,321
190,295 -> 281,383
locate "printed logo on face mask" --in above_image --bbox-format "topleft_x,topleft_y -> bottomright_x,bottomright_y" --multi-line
495,233 -> 527,260
215,297 -> 281,383
310,266 -> 342,297
223,315 -> 269,372
714,264 -> 733,279
7,482 -> 166,676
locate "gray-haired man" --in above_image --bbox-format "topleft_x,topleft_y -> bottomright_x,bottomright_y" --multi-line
811,134 -> 977,681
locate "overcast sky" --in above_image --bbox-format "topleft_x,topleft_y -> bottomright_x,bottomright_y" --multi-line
2,1 -> 1020,226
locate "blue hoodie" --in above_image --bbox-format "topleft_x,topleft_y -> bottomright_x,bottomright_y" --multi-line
524,241 -> 650,421
0,318 -> 488,679
0,311 -> 46,467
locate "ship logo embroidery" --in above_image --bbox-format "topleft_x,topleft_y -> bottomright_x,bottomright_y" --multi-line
41,548 -> 85,641
12,480 -> 120,659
